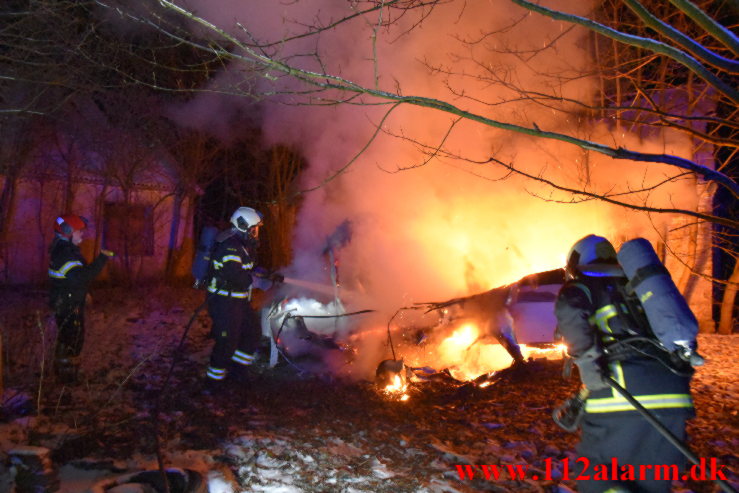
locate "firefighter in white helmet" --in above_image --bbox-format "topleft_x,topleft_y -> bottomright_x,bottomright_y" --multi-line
554,234 -> 694,493
203,207 -> 281,391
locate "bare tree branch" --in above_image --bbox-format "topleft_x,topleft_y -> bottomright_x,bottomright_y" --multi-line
668,0 -> 739,56
507,0 -> 739,104
621,0 -> 739,73
142,0 -> 737,198
487,156 -> 737,229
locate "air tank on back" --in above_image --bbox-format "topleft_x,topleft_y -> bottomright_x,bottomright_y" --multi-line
617,238 -> 701,364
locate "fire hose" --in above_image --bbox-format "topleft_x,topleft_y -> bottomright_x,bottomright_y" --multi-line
148,294 -> 212,493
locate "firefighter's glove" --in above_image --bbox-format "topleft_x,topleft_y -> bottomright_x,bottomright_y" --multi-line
269,272 -> 284,285
253,266 -> 270,278
553,389 -> 588,432
101,249 -> 116,257
573,346 -> 608,391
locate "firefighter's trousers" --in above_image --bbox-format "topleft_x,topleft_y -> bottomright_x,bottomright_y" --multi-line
207,294 -> 261,376
54,301 -> 85,359
53,301 -> 85,382
576,412 -> 690,493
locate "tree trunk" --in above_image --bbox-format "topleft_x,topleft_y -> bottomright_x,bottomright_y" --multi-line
93,183 -> 110,259
0,173 -> 20,283
164,189 -> 183,281
717,260 -> 738,334
676,210 -> 698,300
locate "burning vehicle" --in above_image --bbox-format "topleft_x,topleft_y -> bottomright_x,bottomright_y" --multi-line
379,267 -> 568,383
259,264 -> 566,385
506,268 -> 567,345
258,220 -> 370,371
257,217 -> 567,387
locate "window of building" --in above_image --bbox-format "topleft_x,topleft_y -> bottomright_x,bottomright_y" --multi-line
104,202 -> 154,256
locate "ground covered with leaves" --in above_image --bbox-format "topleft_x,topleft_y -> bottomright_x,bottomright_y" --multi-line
0,285 -> 736,492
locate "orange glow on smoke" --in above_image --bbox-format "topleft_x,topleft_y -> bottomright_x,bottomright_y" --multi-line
408,202 -> 587,292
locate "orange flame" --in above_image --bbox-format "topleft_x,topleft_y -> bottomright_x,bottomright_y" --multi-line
383,374 -> 410,401
403,322 -> 565,382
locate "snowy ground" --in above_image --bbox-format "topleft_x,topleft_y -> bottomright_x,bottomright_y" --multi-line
0,285 -> 736,493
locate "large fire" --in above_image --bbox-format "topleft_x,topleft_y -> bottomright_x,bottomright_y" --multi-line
267,290 -> 568,388
373,321 -> 566,402
403,322 -> 565,382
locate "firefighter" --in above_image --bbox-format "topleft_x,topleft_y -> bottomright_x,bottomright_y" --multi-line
48,214 -> 114,383
554,234 -> 694,493
203,206 -> 282,392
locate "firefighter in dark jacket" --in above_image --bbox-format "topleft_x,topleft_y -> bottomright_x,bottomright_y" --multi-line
48,214 -> 114,383
554,235 -> 694,493
204,206 -> 281,390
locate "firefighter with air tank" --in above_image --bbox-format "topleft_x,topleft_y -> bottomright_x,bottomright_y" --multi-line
196,206 -> 283,393
553,234 -> 701,493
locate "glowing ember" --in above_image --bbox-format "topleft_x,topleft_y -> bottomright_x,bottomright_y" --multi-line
522,343 -> 568,360
385,375 -> 405,393
374,359 -> 411,400
383,374 -> 409,401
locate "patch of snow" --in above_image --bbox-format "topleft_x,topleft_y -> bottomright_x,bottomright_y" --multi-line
370,457 -> 396,479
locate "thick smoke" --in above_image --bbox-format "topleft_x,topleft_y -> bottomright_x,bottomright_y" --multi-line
165,1 -> 701,378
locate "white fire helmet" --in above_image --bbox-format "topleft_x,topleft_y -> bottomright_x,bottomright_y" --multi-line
230,207 -> 263,234
565,234 -> 617,278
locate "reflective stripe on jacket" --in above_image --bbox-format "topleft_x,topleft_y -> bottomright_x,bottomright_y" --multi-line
49,260 -> 84,279
48,237 -> 108,305
207,231 -> 255,299
206,285 -> 252,299
555,276 -> 693,416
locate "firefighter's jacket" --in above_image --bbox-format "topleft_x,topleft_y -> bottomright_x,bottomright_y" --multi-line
48,237 -> 109,307
206,230 -> 255,299
555,272 -> 694,416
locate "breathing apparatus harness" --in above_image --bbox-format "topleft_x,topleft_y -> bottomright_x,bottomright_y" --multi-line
562,260 -> 696,376
199,228 -> 258,299
597,276 -> 696,377
553,269 -> 695,430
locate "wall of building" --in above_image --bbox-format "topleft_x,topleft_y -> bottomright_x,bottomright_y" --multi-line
0,174 -> 191,285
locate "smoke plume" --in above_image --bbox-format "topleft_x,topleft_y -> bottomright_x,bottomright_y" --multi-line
166,0 -> 701,378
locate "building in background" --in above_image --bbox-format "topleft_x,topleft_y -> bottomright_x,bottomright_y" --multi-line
0,98 -> 193,285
